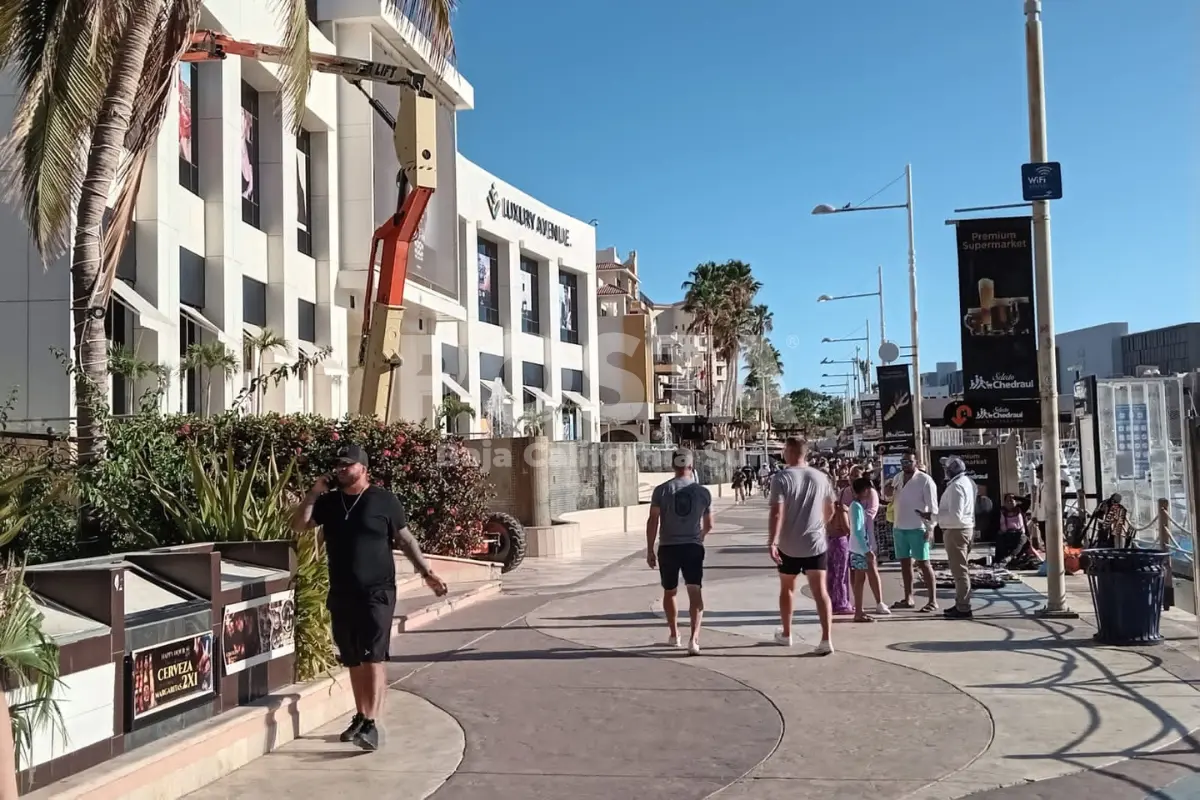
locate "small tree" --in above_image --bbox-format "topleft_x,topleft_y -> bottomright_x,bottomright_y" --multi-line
242,329 -> 291,413
183,342 -> 240,418
434,396 -> 475,434
107,345 -> 167,416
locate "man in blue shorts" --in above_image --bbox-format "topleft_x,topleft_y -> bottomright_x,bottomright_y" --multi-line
890,449 -> 940,612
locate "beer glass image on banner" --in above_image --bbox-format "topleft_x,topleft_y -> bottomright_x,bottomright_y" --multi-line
955,217 -> 1039,402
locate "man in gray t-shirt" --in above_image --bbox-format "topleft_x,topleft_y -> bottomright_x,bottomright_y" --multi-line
768,437 -> 836,656
647,449 -> 713,655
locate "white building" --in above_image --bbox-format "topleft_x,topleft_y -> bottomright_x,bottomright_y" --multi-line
0,3 -> 600,440
456,159 -> 600,440
0,1 -> 350,430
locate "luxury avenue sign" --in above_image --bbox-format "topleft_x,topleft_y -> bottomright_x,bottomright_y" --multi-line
486,183 -> 571,247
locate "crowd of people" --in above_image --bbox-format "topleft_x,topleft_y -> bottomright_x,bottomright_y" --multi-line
647,439 -> 1055,657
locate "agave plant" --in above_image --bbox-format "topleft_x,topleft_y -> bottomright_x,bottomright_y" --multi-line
122,440 -> 336,680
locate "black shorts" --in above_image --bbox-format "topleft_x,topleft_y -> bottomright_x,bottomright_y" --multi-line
658,543 -> 705,590
328,588 -> 397,667
777,551 -> 828,576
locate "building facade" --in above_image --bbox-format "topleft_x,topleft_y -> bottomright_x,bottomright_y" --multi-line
458,158 -> 600,441
1056,322 -> 1128,388
1119,323 -> 1200,377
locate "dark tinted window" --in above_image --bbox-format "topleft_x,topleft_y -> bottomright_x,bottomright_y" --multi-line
298,298 -> 316,342
179,248 -> 205,309
242,276 -> 267,327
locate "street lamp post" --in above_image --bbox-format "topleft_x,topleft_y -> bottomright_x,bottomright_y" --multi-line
813,166 -> 924,461
817,265 -> 886,352
820,381 -> 852,428
1025,0 -> 1073,619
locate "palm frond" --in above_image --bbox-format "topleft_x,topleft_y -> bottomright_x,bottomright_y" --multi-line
0,0 -> 113,260
270,0 -> 311,133
385,0 -> 456,72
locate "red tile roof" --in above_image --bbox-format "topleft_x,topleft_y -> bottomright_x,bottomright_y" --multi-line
597,284 -> 630,296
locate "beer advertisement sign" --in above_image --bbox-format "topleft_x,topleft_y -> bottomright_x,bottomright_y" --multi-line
955,217 -> 1040,407
130,632 -> 214,720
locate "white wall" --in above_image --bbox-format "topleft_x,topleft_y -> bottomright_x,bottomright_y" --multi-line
457,156 -> 599,440
5,662 -> 115,770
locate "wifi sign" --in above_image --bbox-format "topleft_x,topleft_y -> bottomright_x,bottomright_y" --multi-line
1021,161 -> 1063,201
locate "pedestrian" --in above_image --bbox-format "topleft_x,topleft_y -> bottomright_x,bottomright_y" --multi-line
889,449 -> 940,613
994,493 -> 1028,564
975,483 -> 994,543
292,444 -> 448,752
938,456 -> 977,619
849,476 -> 888,621
646,449 -> 713,655
826,474 -> 855,615
1030,465 -> 1045,550
768,436 -> 836,656
732,469 -> 746,504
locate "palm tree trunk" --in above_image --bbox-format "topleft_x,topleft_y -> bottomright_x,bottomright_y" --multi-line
203,373 -> 213,417
70,2 -> 159,465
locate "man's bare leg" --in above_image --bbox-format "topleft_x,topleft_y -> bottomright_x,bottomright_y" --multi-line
348,665 -> 369,715
806,570 -> 833,643
900,557 -> 915,604
663,588 -> 680,643
777,574 -> 797,640
685,584 -> 704,652
917,559 -> 938,608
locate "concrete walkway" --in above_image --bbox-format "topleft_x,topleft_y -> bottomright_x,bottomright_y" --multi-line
188,497 -> 1200,799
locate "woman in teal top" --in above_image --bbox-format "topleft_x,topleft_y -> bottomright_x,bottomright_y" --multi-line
849,477 -> 888,621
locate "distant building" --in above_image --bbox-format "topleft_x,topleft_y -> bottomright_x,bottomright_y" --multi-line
920,361 -> 963,397
1120,323 -> 1200,376
1056,322 -> 1128,389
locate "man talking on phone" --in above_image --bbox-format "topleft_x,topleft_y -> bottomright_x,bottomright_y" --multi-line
292,444 -> 447,752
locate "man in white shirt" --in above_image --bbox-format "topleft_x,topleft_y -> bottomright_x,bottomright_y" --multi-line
890,449 -> 940,612
938,456 -> 977,619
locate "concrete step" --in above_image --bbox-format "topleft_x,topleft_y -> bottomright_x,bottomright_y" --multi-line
393,579 -> 503,633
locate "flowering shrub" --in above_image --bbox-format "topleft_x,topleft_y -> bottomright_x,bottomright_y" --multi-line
154,413 -> 489,557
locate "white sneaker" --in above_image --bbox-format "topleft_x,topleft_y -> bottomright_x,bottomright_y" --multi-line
688,640 -> 701,655
774,630 -> 793,647
875,603 -> 892,616
814,640 -> 835,656
667,634 -> 681,647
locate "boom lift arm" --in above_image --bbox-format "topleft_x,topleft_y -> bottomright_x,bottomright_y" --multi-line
183,31 -> 438,420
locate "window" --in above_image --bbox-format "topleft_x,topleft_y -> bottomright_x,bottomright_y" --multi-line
105,301 -> 129,415
298,299 -> 316,343
242,276 -> 267,327
179,248 -> 205,309
240,82 -> 261,228
558,271 -> 579,344
519,255 -> 540,335
180,314 -> 200,413
562,368 -> 584,394
296,130 -> 313,255
522,361 -> 545,410
477,238 -> 500,325
178,63 -> 199,194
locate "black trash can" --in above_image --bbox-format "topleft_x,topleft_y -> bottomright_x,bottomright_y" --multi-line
1084,548 -> 1169,646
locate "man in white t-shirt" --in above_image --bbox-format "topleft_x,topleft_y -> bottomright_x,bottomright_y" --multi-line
890,449 -> 940,612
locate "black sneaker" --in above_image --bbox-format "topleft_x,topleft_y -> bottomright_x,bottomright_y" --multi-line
943,607 -> 974,620
339,713 -> 365,742
353,719 -> 380,752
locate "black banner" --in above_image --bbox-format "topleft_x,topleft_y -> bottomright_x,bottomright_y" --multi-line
956,217 -> 1040,404
130,632 -> 214,721
943,397 -> 1041,429
877,365 -> 914,438
929,447 -> 1001,542
860,399 -> 882,441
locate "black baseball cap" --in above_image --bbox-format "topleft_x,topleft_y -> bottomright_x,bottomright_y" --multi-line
334,444 -> 369,468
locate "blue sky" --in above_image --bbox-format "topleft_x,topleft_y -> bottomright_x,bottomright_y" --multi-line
451,0 -> 1198,395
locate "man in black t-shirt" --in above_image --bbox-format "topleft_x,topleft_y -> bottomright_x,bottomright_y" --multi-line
292,444 -> 446,752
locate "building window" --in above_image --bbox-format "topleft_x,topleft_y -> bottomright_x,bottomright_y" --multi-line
298,298 -> 316,343
178,62 -> 199,194
179,247 -> 205,309
477,238 -> 500,325
559,271 -> 579,344
522,361 -> 545,411
240,82 -> 261,229
519,255 -> 540,335
105,301 -> 130,415
242,276 -> 267,327
296,129 -> 313,255
562,368 -> 584,394
180,314 -> 200,414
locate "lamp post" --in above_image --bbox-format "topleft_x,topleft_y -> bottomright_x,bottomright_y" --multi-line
817,265 -> 886,351
1024,0 -> 1072,619
821,380 -> 852,428
813,165 -> 923,461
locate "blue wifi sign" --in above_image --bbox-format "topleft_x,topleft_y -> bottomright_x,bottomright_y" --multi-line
1021,161 -> 1063,201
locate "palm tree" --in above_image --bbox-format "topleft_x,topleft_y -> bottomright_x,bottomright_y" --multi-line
682,260 -> 762,417
434,395 -> 475,434
183,341 -> 239,417
107,345 -> 166,415
681,263 -> 724,416
242,328 -> 291,413
0,0 -> 456,464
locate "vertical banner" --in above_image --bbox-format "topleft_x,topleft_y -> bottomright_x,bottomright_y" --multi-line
860,399 -> 882,441
877,365 -> 914,438
956,217 -> 1039,403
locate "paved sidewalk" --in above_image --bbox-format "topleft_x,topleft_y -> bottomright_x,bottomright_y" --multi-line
188,497 -> 1200,799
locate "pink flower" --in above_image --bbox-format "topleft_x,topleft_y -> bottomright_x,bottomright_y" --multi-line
330,431 -> 340,441
178,424 -> 191,436
426,508 -> 435,515
383,449 -> 394,457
